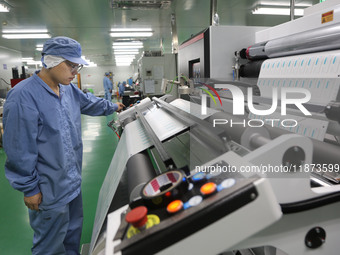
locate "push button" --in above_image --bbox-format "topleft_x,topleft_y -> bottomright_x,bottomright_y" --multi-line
167,200 -> 183,214
200,182 -> 217,196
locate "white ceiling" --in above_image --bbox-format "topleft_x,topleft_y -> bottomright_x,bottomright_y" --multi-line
0,0 -> 319,66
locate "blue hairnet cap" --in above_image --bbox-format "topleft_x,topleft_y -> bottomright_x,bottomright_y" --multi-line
105,72 -> 110,76
42,36 -> 88,65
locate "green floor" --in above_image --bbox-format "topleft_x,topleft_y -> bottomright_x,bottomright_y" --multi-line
0,113 -> 119,255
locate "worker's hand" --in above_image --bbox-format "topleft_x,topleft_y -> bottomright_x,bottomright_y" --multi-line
115,102 -> 125,112
24,192 -> 42,211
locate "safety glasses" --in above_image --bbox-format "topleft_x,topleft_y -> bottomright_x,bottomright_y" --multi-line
64,61 -> 83,73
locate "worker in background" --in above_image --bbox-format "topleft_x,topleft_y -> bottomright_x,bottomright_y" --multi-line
103,72 -> 113,101
2,36 -> 124,255
127,76 -> 133,87
119,80 -> 126,100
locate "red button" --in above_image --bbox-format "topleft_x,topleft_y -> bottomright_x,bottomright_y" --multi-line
200,182 -> 217,196
125,206 -> 148,228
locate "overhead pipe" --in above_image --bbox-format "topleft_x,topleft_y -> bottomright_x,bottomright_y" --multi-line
210,0 -> 218,26
171,13 -> 179,54
290,0 -> 295,21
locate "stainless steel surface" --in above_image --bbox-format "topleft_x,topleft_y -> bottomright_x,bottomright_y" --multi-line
265,22 -> 340,58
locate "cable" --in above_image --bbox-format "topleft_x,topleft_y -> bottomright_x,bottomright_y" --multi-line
280,191 -> 340,214
1,78 -> 10,86
165,75 -> 190,94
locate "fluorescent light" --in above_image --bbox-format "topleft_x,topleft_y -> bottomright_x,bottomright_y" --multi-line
3,29 -> 49,33
25,60 -> 42,66
81,55 -> 97,67
112,41 -> 143,46
112,45 -> 143,50
3,34 -> 51,39
22,57 -> 43,66
2,29 -> 51,39
110,32 -> 153,37
2,34 -> 51,39
252,7 -> 304,16
114,51 -> 139,55
114,49 -> 140,52
0,3 -> 9,12
111,28 -> 152,32
258,1 -> 311,7
36,47 -> 43,51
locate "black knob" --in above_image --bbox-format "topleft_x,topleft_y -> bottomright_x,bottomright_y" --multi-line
305,227 -> 326,249
282,146 -> 305,170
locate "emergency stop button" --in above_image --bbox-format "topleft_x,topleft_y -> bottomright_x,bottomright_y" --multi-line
125,206 -> 148,228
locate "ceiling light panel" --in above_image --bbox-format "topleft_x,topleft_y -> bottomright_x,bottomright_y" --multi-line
2,34 -> 51,39
112,45 -> 143,49
257,1 -> 312,7
112,41 -> 143,46
2,29 -> 51,39
114,51 -> 139,55
110,32 -> 153,37
0,3 -> 10,12
3,29 -> 49,33
252,7 -> 304,16
111,28 -> 152,32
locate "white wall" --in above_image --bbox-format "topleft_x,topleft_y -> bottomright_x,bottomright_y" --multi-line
79,65 -> 136,95
0,46 -> 23,98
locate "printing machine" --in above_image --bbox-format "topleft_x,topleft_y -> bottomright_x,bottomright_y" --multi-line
86,2 -> 340,255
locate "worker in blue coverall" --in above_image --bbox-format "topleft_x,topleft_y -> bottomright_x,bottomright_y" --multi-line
103,72 -> 113,101
127,76 -> 133,87
118,80 -> 126,99
2,36 -> 125,255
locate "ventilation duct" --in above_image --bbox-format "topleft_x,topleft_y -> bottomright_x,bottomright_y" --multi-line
110,0 -> 172,10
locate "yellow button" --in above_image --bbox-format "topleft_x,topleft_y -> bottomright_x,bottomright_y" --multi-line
167,200 -> 183,214
200,182 -> 217,195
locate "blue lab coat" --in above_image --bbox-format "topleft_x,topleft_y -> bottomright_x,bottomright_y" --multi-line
119,81 -> 126,97
3,71 -> 117,210
3,71 -> 118,254
103,76 -> 113,100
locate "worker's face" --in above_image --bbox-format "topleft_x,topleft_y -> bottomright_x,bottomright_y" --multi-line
50,61 -> 82,85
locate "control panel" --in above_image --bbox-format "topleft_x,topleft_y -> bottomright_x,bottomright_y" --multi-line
112,161 -> 262,255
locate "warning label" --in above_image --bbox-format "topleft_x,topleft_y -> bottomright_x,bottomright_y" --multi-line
322,10 -> 334,24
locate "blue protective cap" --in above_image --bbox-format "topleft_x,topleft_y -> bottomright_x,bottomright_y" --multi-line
41,36 -> 88,65
105,72 -> 110,76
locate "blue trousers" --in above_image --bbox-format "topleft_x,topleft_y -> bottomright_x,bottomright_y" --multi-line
104,91 -> 112,101
29,193 -> 83,255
